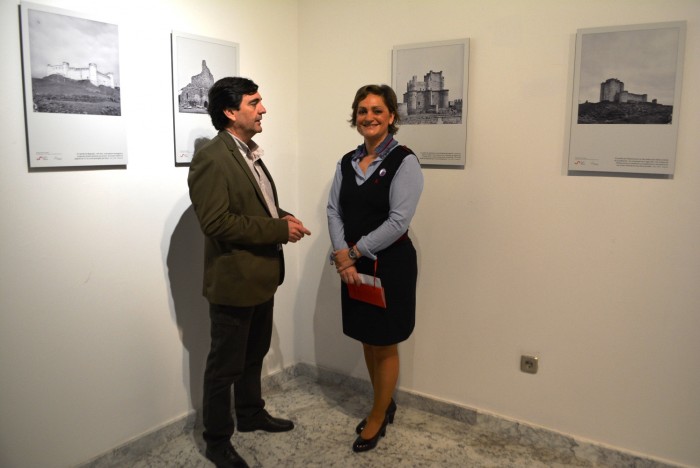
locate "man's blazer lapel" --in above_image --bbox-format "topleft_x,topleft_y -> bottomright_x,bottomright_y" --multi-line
219,131 -> 272,216
257,159 -> 279,206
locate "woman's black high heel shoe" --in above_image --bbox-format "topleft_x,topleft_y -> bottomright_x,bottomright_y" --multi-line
355,398 -> 396,434
352,416 -> 389,452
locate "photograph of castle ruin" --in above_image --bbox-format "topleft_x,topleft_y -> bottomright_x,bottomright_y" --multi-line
576,26 -> 680,124
178,60 -> 215,114
171,32 -> 239,164
27,9 -> 121,116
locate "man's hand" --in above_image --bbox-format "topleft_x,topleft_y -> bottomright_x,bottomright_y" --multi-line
283,215 -> 311,243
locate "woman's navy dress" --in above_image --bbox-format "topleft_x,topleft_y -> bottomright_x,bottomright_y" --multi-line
339,145 -> 418,346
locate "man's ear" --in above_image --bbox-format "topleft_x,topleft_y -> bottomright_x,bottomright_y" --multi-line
223,109 -> 236,121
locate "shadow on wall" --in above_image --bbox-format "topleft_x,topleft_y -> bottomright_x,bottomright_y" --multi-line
313,244 -> 360,373
166,204 -> 210,427
165,202 -> 284,424
263,316 -> 285,378
305,184 -> 365,412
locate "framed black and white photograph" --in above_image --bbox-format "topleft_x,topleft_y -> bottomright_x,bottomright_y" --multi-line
392,39 -> 469,167
568,21 -> 686,175
171,31 -> 239,165
20,2 -> 126,168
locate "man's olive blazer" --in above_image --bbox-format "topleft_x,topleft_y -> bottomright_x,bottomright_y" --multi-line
188,131 -> 290,307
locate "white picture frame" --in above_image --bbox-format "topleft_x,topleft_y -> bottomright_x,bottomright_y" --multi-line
567,21 -> 686,175
392,39 -> 469,167
171,31 -> 239,165
20,2 -> 127,169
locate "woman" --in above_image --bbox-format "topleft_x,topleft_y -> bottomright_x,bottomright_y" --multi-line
327,84 -> 423,452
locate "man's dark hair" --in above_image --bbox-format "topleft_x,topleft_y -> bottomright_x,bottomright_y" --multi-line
207,77 -> 259,131
349,84 -> 400,135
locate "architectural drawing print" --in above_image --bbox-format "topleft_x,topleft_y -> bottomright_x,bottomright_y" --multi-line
568,21 -> 686,175
27,9 -> 121,116
20,2 -> 127,168
171,31 -> 239,164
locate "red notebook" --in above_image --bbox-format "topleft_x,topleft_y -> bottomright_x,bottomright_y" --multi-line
348,271 -> 386,308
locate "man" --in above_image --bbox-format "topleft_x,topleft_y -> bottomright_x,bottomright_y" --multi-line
188,77 -> 311,468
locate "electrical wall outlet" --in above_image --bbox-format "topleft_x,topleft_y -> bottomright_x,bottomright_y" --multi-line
520,355 -> 539,374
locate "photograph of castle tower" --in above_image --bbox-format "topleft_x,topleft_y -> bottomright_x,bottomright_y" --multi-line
400,70 -> 462,125
392,39 -> 469,167
394,42 -> 465,126
576,26 -> 680,125
26,9 -> 121,116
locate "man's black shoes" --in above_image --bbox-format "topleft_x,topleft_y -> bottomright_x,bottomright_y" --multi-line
205,444 -> 249,468
237,410 -> 294,433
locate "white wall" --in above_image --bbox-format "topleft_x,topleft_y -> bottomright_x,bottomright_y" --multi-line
0,0 -> 299,466
1,0 -> 698,467
295,1 -> 700,467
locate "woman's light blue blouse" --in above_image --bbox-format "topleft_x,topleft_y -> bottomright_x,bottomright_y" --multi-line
327,136 -> 423,260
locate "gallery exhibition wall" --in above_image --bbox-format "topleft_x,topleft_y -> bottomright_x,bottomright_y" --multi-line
0,0 -> 698,467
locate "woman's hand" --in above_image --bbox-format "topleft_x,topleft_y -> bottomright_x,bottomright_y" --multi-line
333,247 -> 359,273
339,265 -> 362,285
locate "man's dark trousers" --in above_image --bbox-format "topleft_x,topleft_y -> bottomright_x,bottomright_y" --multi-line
202,298 -> 274,449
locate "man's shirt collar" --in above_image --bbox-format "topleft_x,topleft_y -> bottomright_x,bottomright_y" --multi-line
227,130 -> 263,162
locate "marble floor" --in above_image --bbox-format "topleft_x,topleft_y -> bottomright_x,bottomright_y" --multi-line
113,369 -> 674,468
